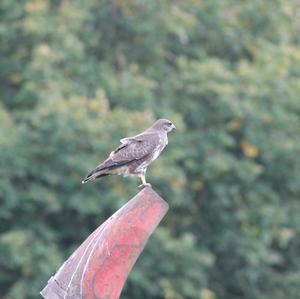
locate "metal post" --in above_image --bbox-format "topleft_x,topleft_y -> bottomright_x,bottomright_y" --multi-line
40,187 -> 169,299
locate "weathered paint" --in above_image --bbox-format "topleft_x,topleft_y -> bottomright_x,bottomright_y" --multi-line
40,187 -> 169,299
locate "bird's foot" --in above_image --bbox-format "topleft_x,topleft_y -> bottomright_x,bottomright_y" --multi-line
138,183 -> 152,190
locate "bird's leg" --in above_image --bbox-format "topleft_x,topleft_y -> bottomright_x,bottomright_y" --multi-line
138,172 -> 151,189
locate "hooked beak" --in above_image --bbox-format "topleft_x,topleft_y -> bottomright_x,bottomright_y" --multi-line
171,124 -> 176,131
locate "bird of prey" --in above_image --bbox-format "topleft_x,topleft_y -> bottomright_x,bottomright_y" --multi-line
82,119 -> 176,189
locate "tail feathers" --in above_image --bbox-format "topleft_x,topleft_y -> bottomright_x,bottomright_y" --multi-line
81,176 -> 94,184
82,160 -> 127,184
82,164 -> 109,184
82,171 -> 109,184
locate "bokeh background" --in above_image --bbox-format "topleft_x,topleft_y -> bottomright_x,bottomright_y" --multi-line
1,0 -> 300,298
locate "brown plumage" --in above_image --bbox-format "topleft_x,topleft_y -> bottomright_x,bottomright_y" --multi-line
82,119 -> 176,188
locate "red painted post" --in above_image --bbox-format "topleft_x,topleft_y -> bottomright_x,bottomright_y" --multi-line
40,187 -> 169,299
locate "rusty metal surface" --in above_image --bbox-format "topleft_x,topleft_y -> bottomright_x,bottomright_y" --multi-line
40,187 -> 169,299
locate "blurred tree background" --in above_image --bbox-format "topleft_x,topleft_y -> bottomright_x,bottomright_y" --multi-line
1,0 -> 300,298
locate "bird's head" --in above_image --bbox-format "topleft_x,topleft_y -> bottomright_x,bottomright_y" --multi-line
152,119 -> 176,133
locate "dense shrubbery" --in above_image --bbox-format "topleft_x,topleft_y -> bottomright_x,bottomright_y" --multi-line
1,1 -> 300,298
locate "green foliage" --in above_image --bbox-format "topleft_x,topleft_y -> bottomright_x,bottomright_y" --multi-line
1,0 -> 300,298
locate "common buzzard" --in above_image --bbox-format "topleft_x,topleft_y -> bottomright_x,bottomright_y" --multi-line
82,119 -> 176,189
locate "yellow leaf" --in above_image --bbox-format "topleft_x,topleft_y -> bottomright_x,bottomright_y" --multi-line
240,140 -> 259,158
277,228 -> 294,242
25,0 -> 48,13
227,120 -> 241,132
200,288 -> 217,299
37,44 -> 52,56
10,73 -> 23,84
191,180 -> 204,191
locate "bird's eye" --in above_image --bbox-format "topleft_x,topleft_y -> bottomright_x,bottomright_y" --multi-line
167,122 -> 172,126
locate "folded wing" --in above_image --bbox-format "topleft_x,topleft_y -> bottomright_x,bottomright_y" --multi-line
82,132 -> 158,183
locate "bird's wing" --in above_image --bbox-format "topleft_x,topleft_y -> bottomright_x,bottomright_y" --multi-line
93,132 -> 159,172
119,130 -> 149,144
111,132 -> 159,163
82,131 -> 160,183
